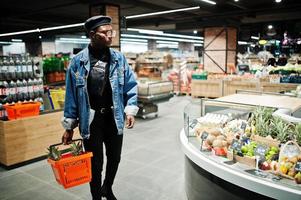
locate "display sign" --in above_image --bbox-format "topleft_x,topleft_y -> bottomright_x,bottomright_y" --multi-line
201,131 -> 209,140
200,131 -> 209,151
254,144 -> 269,161
240,122 -> 247,131
231,140 -> 242,152
189,119 -> 198,129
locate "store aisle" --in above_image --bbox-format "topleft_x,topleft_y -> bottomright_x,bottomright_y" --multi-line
0,96 -> 191,200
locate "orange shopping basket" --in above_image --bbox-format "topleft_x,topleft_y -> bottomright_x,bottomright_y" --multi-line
47,139 -> 93,189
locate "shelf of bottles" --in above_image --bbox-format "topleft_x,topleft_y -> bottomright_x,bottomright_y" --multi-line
0,56 -> 44,120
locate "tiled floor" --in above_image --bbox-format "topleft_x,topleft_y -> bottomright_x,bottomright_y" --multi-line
0,96 -> 191,200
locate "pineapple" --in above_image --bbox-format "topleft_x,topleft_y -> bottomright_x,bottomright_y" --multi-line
271,117 -> 293,143
47,146 -> 61,161
295,123 -> 301,146
70,141 -> 83,156
249,106 -> 275,137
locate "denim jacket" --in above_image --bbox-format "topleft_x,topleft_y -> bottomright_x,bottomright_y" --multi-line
61,47 -> 139,139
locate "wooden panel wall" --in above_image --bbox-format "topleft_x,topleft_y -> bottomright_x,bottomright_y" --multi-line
204,27 -> 237,74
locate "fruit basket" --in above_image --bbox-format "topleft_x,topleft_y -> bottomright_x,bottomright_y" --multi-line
277,140 -> 301,183
47,139 -> 93,189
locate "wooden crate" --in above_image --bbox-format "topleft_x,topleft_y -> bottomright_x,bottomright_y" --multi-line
223,80 -> 259,96
260,82 -> 298,93
191,79 -> 223,98
0,111 -> 80,167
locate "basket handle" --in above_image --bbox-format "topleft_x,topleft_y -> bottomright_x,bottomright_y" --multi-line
49,139 -> 83,154
280,140 -> 301,152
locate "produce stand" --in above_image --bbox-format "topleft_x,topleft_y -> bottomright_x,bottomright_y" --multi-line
181,94 -> 301,200
190,78 -> 298,98
137,81 -> 173,118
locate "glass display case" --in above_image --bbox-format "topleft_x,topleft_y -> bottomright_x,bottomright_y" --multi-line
181,97 -> 301,200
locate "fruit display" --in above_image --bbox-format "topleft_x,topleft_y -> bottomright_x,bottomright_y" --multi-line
279,155 -> 301,180
191,105 -> 301,185
197,113 -> 230,127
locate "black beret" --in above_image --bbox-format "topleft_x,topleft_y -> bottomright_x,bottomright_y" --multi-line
84,15 -> 112,32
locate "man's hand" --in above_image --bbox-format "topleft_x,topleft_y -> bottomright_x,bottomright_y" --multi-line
126,115 -> 135,129
62,130 -> 74,145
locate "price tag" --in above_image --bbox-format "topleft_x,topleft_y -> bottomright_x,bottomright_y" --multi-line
201,131 -> 209,140
231,140 -> 242,152
200,131 -> 209,151
189,119 -> 198,129
295,162 -> 301,173
241,122 -> 247,131
254,144 -> 268,161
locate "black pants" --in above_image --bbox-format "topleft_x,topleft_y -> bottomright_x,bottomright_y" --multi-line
83,110 -> 123,200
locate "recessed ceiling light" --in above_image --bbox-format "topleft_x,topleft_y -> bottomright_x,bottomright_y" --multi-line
275,0 -> 282,3
193,30 -> 197,34
234,0 -> 239,2
268,25 -> 273,29
39,36 -> 42,39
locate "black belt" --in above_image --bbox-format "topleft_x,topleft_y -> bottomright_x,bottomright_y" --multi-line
96,106 -> 113,114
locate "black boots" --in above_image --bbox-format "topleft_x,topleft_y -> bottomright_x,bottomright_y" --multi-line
100,184 -> 117,200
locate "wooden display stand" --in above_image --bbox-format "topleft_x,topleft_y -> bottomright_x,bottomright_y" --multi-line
260,82 -> 298,93
0,111 -> 80,167
223,80 -> 259,96
191,80 -> 223,98
191,78 -> 298,98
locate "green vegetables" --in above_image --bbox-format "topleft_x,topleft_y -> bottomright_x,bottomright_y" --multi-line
47,140 -> 84,161
249,107 -> 300,145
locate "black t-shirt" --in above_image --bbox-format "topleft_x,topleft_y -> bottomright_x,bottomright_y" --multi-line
87,45 -> 113,109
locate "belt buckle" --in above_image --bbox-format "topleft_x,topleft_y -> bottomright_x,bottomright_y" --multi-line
100,108 -> 106,114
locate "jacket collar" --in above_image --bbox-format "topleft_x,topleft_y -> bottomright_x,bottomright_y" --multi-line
79,46 -> 118,72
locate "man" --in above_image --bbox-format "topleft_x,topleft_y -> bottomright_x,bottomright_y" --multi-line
61,15 -> 138,200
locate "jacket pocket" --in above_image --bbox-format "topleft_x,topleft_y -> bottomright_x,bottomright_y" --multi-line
76,76 -> 85,88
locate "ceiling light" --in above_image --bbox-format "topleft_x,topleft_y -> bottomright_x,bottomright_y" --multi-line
251,36 -> 259,40
194,43 -> 203,47
193,30 -> 197,34
0,29 -> 40,37
125,6 -> 200,19
234,0 -> 239,2
0,41 -> 12,45
121,38 -> 148,42
39,36 -> 42,39
268,25 -> 273,29
121,41 -> 147,45
0,23 -> 83,37
238,41 -> 248,45
126,28 -> 203,40
275,0 -> 282,3
40,23 -> 83,32
121,34 -> 203,43
81,36 -> 87,39
127,28 -> 163,35
11,39 -> 23,42
157,44 -> 178,48
156,41 -> 179,45
199,0 -> 216,5
57,37 -> 89,44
